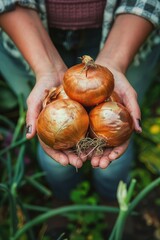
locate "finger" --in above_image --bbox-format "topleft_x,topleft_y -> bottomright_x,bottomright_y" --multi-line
39,139 -> 69,166
99,157 -> 111,169
26,90 -> 42,139
123,90 -> 142,133
91,156 -> 100,168
26,80 -> 53,139
97,148 -> 113,168
79,152 -> 88,162
63,150 -> 83,168
26,107 -> 41,139
46,149 -> 69,166
73,149 -> 88,162
108,140 -> 130,161
91,147 -> 112,167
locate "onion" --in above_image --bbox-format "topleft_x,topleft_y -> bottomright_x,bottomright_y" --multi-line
89,101 -> 134,147
63,55 -> 114,107
43,85 -> 69,108
36,99 -> 89,150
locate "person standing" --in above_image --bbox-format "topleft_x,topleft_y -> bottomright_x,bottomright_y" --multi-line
0,0 -> 160,200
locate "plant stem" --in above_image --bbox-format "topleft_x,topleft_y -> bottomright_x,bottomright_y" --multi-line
11,112 -> 25,143
129,177 -> 160,213
108,209 -> 128,240
6,152 -> 12,185
0,184 -> 18,237
114,211 -> 128,240
0,115 -> 15,129
125,178 -> 137,204
11,95 -> 25,143
25,177 -> 52,197
23,204 -> 51,212
12,204 -> 119,240
109,179 -> 136,240
13,144 -> 25,185
0,137 -> 28,156
109,177 -> 160,240
18,200 -> 36,240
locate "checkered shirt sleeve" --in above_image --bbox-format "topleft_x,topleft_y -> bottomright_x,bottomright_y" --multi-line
115,0 -> 160,27
0,0 -> 38,13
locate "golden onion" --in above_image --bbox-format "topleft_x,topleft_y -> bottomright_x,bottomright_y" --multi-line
36,99 -> 89,150
63,55 -> 114,107
89,101 -> 134,147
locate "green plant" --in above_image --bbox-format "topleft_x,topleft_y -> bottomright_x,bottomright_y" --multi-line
0,95 -> 52,240
66,181 -> 106,240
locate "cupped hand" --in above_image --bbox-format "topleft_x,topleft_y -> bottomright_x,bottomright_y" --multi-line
91,57 -> 142,168
26,72 -> 62,139
95,59 -> 142,133
25,69 -> 87,168
90,140 -> 130,169
39,138 -> 87,168
108,67 -> 142,133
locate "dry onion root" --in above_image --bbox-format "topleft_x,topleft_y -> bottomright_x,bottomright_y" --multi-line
63,55 -> 114,107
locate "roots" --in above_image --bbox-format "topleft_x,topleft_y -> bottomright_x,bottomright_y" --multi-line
76,137 -> 106,158
69,137 -> 106,171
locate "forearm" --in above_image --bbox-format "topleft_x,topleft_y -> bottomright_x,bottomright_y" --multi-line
0,6 -> 66,83
97,14 -> 154,73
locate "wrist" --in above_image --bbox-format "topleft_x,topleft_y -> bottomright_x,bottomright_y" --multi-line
96,14 -> 153,74
35,66 -> 66,87
35,59 -> 67,86
96,54 -> 128,74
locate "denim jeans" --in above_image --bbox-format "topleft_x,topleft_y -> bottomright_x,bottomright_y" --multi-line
0,28 -> 160,200
37,139 -> 134,200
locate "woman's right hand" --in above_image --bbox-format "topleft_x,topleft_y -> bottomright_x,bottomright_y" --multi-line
25,70 -> 87,169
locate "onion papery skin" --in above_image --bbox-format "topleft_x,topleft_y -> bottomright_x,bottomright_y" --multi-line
36,99 -> 89,150
63,56 -> 114,107
107,91 -> 123,104
89,101 -> 134,147
43,85 -> 69,108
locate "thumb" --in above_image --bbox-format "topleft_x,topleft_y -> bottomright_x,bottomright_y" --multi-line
123,90 -> 142,133
26,96 -> 42,139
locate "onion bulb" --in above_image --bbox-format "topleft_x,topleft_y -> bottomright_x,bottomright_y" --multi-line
89,101 -> 134,147
63,55 -> 114,107
36,99 -> 89,150
43,85 -> 69,108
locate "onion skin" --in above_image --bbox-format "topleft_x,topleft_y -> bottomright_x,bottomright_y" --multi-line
107,91 -> 123,104
63,55 -> 114,107
43,85 -> 69,108
89,101 -> 134,147
36,99 -> 89,150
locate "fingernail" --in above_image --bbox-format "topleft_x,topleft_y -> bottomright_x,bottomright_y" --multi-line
113,150 -> 119,155
26,124 -> 32,134
109,151 -> 118,160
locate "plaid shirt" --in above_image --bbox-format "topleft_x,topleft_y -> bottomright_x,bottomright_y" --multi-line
0,0 -> 160,71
